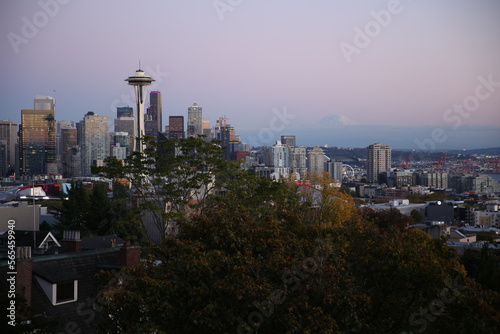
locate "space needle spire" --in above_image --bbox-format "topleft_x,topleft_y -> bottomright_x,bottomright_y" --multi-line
125,65 -> 155,152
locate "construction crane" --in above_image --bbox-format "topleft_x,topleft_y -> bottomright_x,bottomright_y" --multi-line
400,152 -> 411,169
432,151 -> 447,172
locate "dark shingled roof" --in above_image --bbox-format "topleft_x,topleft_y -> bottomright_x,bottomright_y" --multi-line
17,248 -> 121,333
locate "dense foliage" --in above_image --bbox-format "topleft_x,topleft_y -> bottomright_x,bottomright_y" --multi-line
90,139 -> 500,333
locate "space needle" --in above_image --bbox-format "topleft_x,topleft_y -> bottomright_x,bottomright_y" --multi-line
125,66 -> 155,152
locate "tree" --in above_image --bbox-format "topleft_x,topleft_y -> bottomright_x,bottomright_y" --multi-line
362,207 -> 413,231
410,208 -> 423,224
298,172 -> 359,228
52,180 -> 90,232
97,169 -> 500,333
93,136 -> 230,243
51,180 -> 143,240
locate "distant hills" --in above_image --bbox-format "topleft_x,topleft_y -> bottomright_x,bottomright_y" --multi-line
446,147 -> 500,156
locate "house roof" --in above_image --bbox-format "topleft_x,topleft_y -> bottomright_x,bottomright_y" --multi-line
0,247 -> 122,334
33,262 -> 81,283
29,248 -> 121,333
81,234 -> 125,250
0,230 -> 61,249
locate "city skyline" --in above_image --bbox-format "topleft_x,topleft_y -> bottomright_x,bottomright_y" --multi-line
1,1 -> 499,149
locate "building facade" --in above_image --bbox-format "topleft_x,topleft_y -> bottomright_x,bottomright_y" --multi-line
60,127 -> 77,177
0,120 -> 18,176
367,142 -> 392,183
19,97 -> 57,176
187,103 -> 203,137
145,91 -> 162,137
326,160 -> 343,182
281,135 -> 296,147
290,146 -> 307,179
307,146 -> 325,177
117,106 -> 133,118
168,116 -> 184,140
79,112 -> 110,176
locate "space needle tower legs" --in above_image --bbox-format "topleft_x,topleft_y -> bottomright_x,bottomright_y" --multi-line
125,66 -> 155,153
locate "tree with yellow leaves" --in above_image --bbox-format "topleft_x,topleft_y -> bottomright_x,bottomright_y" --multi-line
298,172 -> 359,228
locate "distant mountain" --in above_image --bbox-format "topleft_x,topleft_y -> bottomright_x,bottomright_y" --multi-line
314,114 -> 357,128
446,147 -> 500,156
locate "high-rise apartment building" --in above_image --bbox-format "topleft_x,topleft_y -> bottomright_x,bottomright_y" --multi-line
270,141 -> 290,179
187,103 -> 203,137
60,127 -> 77,177
78,112 -> 109,176
366,142 -> 392,183
281,135 -> 296,147
326,160 -> 343,182
65,146 -> 81,178
290,146 -> 307,179
307,146 -> 325,176
0,120 -> 18,176
271,141 -> 290,168
145,91 -> 162,137
56,121 -> 75,169
19,96 -> 57,176
168,116 -> 185,139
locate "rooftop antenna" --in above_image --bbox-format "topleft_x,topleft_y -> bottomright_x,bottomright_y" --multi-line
139,60 -> 141,70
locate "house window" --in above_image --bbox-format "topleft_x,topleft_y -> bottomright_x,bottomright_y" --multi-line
56,280 -> 76,303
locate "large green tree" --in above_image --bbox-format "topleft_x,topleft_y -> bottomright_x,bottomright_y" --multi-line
94,136 -> 232,243
51,180 -> 142,239
96,170 -> 500,333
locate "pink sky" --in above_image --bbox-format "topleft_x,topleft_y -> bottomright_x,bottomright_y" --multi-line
1,0 -> 499,148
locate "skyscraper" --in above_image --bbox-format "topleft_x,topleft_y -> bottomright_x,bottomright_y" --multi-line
326,160 -> 343,182
202,120 -> 211,138
145,91 -> 162,137
0,120 -> 18,176
290,146 -> 307,179
281,135 -> 296,147
56,121 -> 75,168
60,127 -> 77,177
19,96 -> 56,176
78,112 -> 110,176
0,141 -> 6,178
168,116 -> 184,139
268,141 -> 290,179
114,114 -> 135,154
307,146 -> 325,177
366,142 -> 392,183
187,102 -> 202,137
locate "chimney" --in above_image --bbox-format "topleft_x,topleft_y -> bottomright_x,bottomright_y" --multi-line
120,241 -> 141,267
61,230 -> 82,253
16,247 -> 33,306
